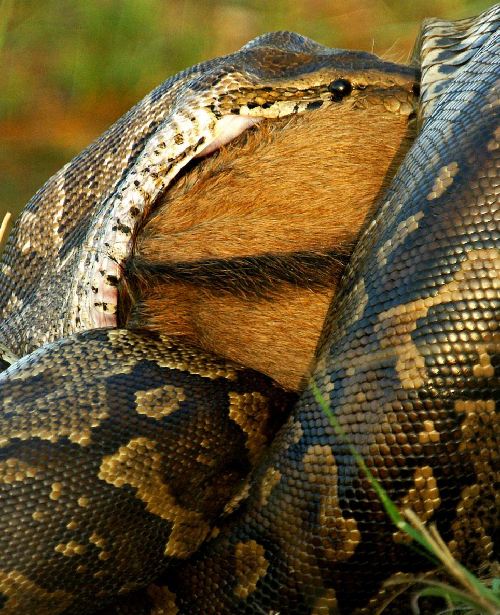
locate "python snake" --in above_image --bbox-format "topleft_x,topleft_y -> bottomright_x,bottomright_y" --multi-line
0,6 -> 498,615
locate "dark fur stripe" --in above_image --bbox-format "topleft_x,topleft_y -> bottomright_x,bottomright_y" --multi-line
126,250 -> 351,296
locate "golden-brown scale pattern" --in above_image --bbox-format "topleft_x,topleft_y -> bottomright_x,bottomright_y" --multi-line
0,6 -> 498,615
0,329 -> 293,613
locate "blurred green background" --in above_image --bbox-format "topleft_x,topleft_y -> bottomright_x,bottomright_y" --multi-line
0,0 -> 491,223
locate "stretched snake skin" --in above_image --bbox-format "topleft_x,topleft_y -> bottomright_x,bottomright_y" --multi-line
0,6 -> 498,615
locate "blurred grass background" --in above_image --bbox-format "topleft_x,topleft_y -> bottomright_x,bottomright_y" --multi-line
0,0 -> 491,222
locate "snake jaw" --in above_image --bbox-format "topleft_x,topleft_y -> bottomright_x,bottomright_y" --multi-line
79,86 -> 417,335
69,56 -> 417,338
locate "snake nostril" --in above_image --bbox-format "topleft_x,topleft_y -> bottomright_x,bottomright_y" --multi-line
328,78 -> 353,101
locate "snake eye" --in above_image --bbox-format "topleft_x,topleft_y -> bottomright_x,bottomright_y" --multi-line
328,78 -> 352,101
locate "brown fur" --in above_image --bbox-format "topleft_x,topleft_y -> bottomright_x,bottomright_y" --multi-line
123,103 -> 415,390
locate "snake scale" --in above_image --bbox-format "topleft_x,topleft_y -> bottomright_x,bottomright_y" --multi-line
0,5 -> 498,615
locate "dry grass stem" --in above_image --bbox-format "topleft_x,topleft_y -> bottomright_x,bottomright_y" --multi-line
403,509 -> 499,615
0,212 -> 12,247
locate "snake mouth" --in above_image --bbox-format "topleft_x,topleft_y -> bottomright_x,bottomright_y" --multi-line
116,98 -> 417,391
91,81 -> 419,333
80,51 -> 419,337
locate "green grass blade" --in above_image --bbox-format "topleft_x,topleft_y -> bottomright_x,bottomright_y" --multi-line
310,381 -> 435,552
311,381 -> 500,614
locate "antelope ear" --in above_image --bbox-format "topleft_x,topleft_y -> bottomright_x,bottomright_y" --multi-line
197,116 -> 262,157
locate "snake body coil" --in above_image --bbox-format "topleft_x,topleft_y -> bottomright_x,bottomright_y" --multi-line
0,6 -> 498,614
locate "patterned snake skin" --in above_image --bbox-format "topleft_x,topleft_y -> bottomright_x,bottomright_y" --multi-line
0,5 -> 498,614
